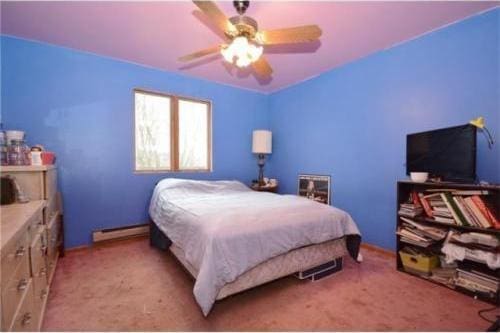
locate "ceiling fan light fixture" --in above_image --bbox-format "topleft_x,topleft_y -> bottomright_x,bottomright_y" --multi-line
221,36 -> 263,68
183,0 -> 322,78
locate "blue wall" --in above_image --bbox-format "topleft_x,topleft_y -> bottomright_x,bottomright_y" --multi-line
267,9 -> 499,250
2,9 -> 499,251
1,36 -> 269,248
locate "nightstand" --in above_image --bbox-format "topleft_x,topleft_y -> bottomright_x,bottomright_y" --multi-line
250,183 -> 278,193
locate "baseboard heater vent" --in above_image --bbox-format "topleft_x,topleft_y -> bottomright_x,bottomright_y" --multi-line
92,223 -> 149,243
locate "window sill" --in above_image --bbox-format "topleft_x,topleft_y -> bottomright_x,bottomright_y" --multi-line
133,169 -> 213,174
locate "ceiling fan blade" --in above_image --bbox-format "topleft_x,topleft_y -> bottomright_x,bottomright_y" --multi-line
252,56 -> 273,77
257,25 -> 322,45
178,45 -> 221,62
193,0 -> 236,35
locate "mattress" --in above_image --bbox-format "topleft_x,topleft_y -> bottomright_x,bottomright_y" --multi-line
149,178 -> 361,315
169,237 -> 347,300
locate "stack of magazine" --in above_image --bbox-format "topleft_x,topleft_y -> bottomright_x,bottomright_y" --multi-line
455,268 -> 499,295
429,266 -> 457,287
397,217 -> 448,247
398,194 -> 423,218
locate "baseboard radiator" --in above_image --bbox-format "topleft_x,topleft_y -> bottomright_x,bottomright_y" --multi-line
92,223 -> 150,243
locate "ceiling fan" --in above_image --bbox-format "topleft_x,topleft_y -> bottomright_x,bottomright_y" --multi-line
178,0 -> 322,78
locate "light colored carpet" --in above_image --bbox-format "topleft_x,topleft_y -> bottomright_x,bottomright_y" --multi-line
42,237 -> 494,331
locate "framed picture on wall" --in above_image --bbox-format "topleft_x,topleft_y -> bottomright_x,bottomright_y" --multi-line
297,174 -> 331,205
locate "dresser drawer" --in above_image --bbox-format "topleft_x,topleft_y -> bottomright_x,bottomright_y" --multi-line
47,213 -> 60,262
30,231 -> 48,278
46,214 -> 61,282
31,267 -> 49,331
1,256 -> 31,330
1,231 -> 30,287
44,168 -> 57,200
32,268 -> 49,305
44,194 -> 58,224
9,280 -> 35,332
28,211 -> 44,242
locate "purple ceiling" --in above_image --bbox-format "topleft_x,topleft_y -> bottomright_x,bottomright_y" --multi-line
1,1 -> 497,93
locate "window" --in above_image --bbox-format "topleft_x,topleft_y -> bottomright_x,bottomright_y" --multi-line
134,89 -> 212,172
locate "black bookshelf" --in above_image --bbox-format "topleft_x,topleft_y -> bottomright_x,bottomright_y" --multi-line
396,180 -> 500,305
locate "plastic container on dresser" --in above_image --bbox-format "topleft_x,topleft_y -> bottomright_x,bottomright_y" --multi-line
396,180 -> 500,305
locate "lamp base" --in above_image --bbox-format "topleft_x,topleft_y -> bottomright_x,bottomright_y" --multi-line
257,153 -> 266,185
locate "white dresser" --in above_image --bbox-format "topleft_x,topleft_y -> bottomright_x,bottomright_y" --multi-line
1,165 -> 63,331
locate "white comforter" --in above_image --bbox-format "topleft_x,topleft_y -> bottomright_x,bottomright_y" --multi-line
149,178 -> 360,315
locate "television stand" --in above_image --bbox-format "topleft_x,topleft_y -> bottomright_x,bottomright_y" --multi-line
424,176 -> 477,184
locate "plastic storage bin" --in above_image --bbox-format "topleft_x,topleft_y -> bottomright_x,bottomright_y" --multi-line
399,249 -> 439,276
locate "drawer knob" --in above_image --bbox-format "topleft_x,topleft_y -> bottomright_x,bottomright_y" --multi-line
15,246 -> 26,257
17,278 -> 28,291
21,312 -> 32,326
40,268 -> 47,276
40,289 -> 48,299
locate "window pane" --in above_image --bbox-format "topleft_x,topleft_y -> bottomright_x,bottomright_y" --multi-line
178,99 -> 210,170
135,92 -> 171,171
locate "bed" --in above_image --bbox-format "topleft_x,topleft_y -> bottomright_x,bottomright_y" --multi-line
149,178 -> 361,315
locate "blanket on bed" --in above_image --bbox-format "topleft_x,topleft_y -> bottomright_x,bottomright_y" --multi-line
149,178 -> 361,315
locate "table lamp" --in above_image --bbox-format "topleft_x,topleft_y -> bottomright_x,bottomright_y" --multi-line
252,130 -> 272,185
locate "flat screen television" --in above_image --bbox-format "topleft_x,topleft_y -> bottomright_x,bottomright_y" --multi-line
406,124 -> 477,182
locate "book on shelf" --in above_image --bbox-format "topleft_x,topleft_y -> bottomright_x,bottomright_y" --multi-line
425,192 -> 447,203
426,189 -> 491,195
452,196 -> 475,227
456,196 -> 482,228
471,195 -> 500,229
397,229 -> 433,247
398,206 -> 423,218
399,189 -> 499,230
399,237 -> 433,248
452,190 -> 490,196
456,268 -> 499,294
411,191 -> 422,207
398,191 -> 424,218
459,256 -> 500,277
433,216 -> 456,224
429,267 -> 456,287
418,193 -> 433,217
400,217 -> 448,240
442,192 -> 469,226
433,207 -> 453,216
448,230 -> 499,250
425,189 -> 457,192
463,197 -> 492,228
